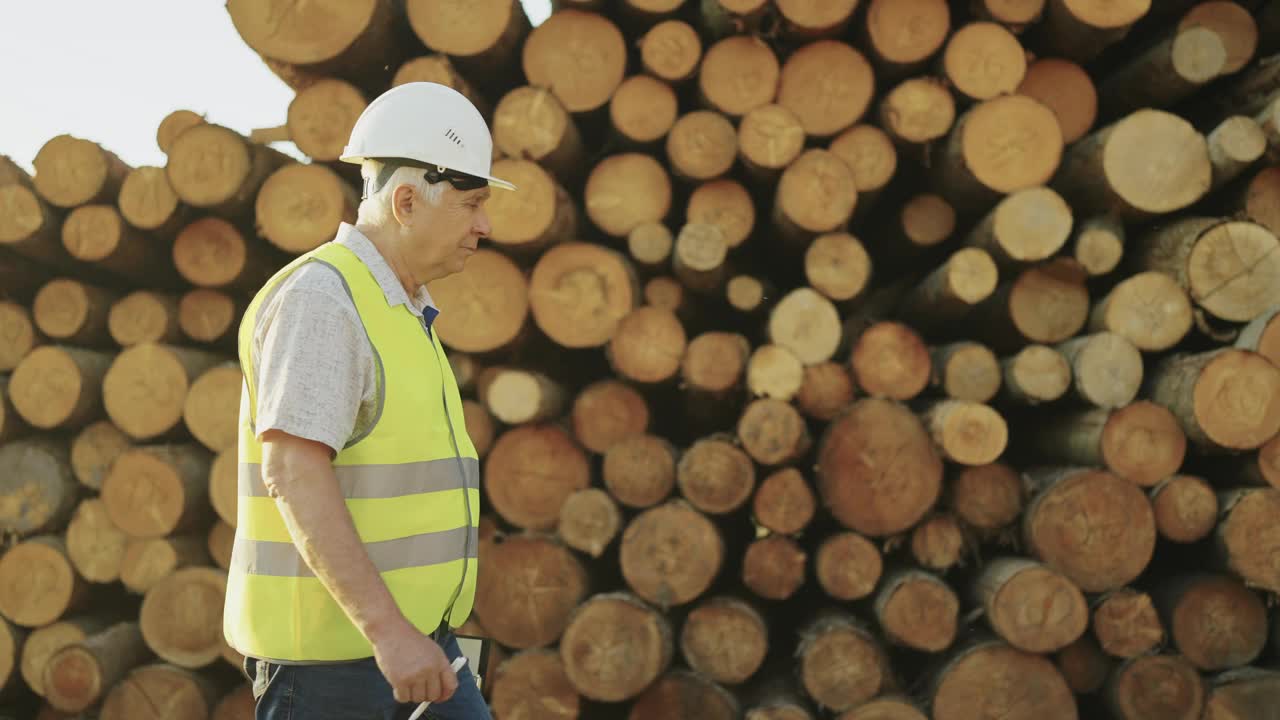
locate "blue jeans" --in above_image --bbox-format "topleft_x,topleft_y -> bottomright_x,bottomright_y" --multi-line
244,633 -> 493,720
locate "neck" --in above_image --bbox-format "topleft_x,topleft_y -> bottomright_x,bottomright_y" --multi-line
356,222 -> 420,297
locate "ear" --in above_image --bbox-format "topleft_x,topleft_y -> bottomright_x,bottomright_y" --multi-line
391,183 -> 417,225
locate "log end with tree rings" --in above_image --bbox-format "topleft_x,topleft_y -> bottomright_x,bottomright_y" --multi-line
687,179 -> 755,250
620,502 -> 725,607
1107,653 -> 1206,720
1058,638 -> 1113,695
828,124 -> 897,196
0,184 -> 51,257
610,75 -> 678,145
838,697 -> 927,720
108,291 -> 179,348
559,488 -> 622,558
738,398 -> 811,467
407,0 -> 522,61
976,187 -> 1074,265
951,463 -> 1024,532
768,287 -> 843,365
879,77 -> 956,145
607,306 -> 687,384
156,109 -> 205,155
489,650 -> 581,720
11,346 -> 109,431
775,0 -> 859,36
743,535 -> 807,601
957,94 -> 1064,197
473,534 -> 589,649
680,597 -> 768,685
1098,109 -> 1213,217
529,242 -> 639,348
676,436 -> 755,515
753,467 -> 815,535
31,279 -> 101,344
640,19 -> 701,83
797,361 -> 855,421
103,343 -> 220,442
171,218 -> 249,290
1190,349 -> 1280,451
101,445 -> 210,539
255,163 -> 357,254
628,222 -> 673,269
774,149 -> 857,237
738,104 -> 807,174
726,276 -> 768,314
1100,400 -> 1186,488
777,40 -> 875,139
667,110 -> 738,183
603,434 -> 676,509
1003,344 -> 1071,404
61,204 -> 130,265
0,537 -> 81,627
1091,271 -> 1193,352
746,344 -> 804,401
164,124 -> 252,209
392,54 -> 483,109
1218,488 -> 1280,593
1165,574 -> 1267,671
911,514 -> 966,572
1023,468 -> 1156,593
628,670 -> 739,720
850,321 -> 931,402
1180,1 -> 1258,75
584,153 -> 672,238
1059,332 -> 1143,409
1093,587 -> 1163,658
286,78 -> 367,162
138,567 -> 227,668
227,0 -> 382,65
1208,116 -> 1267,185
698,35 -> 780,117
32,135 -> 122,209
817,398 -> 944,537
864,0 -> 951,68
428,248 -> 529,354
805,232 -> 871,303
1009,259 -> 1090,345
942,22 -> 1028,102
493,86 -> 575,166
486,158 -> 575,256
797,615 -> 892,712
0,302 -> 38,372
816,532 -> 882,601
1018,58 -> 1096,144
522,9 -> 627,113
178,289 -> 237,345
684,331 -> 750,397
933,342 -> 1001,403
571,379 -> 649,455
1185,220 -> 1280,323
0,438 -> 76,538
672,223 -> 728,292
71,420 -> 132,491
899,193 -> 956,250
976,557 -> 1088,654
66,498 -> 128,584
182,364 -> 243,453
923,400 -> 1008,467
559,593 -> 673,702
930,640 -> 1077,720
874,569 -> 959,652
1243,167 -> 1280,237
484,425 -> 589,530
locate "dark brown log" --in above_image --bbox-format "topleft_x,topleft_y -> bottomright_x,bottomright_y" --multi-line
42,621 -> 150,713
1150,474 -> 1217,543
1022,467 -> 1157,592
687,179 -> 755,250
930,342 -> 1001,402
850,321 -> 932,401
974,556 -> 1088,653
816,398 -> 943,537
65,498 -> 128,584
942,21 -> 1028,102
628,669 -> 739,720
639,19 -> 701,83
1156,573 -> 1267,671
742,535 -> 807,601
1093,587 -> 1165,659
1147,348 -> 1280,453
138,567 -> 226,668
894,248 -> 999,335
120,535 -> 212,595
796,613 -> 894,713
910,513 -> 967,572
101,444 -> 212,539
522,9 -> 625,114
726,275 -> 772,316
753,468 -> 816,536
815,531 -> 883,601
609,74 -> 678,147
557,488 -> 621,559
796,361 -> 856,421
0,301 -> 41,372
489,649 -> 581,720
473,533 -> 588,650
737,398 -> 811,467
874,568 -> 959,652
559,592 -> 673,702
1106,653 -> 1206,720
1202,667 -> 1280,719
679,595 -> 767,685
768,288 -> 844,365
1027,402 -> 1186,487
949,463 -> 1025,533
485,425 -> 589,531
570,379 -> 648,454
255,163 -> 357,254
0,535 -> 87,627
0,437 -> 78,537
746,344 -> 804,401
493,86 -> 585,187
676,435 -> 755,515
102,343 -> 226,441
929,638 -> 1077,720
1000,344 -> 1072,405
603,433 -> 677,509
10,346 -> 111,431
921,399 -> 1007,466
165,124 -> 288,218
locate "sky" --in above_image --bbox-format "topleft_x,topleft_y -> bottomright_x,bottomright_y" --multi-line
0,0 -> 553,175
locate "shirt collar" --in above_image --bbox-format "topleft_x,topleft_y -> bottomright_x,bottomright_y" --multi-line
334,223 -> 439,325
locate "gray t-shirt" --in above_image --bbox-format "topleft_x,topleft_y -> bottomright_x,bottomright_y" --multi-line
244,223 -> 438,455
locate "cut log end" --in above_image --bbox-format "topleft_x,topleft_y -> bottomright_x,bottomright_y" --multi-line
522,9 -> 626,113
951,95 -> 1064,199
747,344 -> 805,401
558,488 -> 622,558
942,22 -> 1028,101
607,306 -> 687,384
677,437 -> 755,515
0,537 -> 80,627
256,163 -> 357,254
1099,401 -> 1187,488
816,532 -> 883,601
286,79 -> 367,162
796,361 -> 855,421
828,124 -> 897,195
182,364 -> 241,453
1094,588 -> 1164,659
179,289 -> 238,345
851,322 -> 931,402
951,463 -> 1024,532
1059,332 -> 1144,409
769,288 -> 842,365
584,153 -> 672,239
739,104 -> 807,173
1008,260 -> 1091,345
687,179 -> 755,250
680,597 -> 768,685
880,77 -> 956,145
977,558 -> 1089,654
108,291 -> 180,348
559,593 -> 673,702
1003,344 -> 1071,404
1054,636 -> 1112,695
603,434 -> 676,509
911,514 -> 966,572
621,502 -> 724,607
684,332 -> 751,396
571,379 -> 649,454
1092,270 -> 1193,352
485,425 -> 589,530
1153,349 -> 1280,451
864,0 -> 950,67
1150,474 -> 1216,545
875,570 -> 959,652
1180,1 -> 1259,74
640,19 -> 702,83
103,343 -> 222,441
529,242 -> 640,349
668,111 -> 738,183
0,302 -> 38,372
611,75 -> 678,145
101,445 -> 210,539
753,468 -> 816,536
11,346 -> 109,431
139,567 -> 226,668
1166,574 -> 1267,671
743,535 -> 807,601
473,535 -> 589,650
798,616 -> 891,712
489,650 -> 581,720
774,149 -> 857,238
901,193 -> 957,249
933,342 -> 1001,403
1219,488 -> 1280,593
931,642 -> 1077,720
1185,220 -> 1280,324
66,499 -> 128,584
923,400 -> 1008,466
776,40 -> 875,138
699,35 -> 781,117
628,222 -> 673,269
33,135 -> 125,208
429,249 -> 529,354
1108,654 -> 1206,720
738,398 -> 810,467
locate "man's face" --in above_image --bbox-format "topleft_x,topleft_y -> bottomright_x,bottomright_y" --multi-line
404,182 -> 491,282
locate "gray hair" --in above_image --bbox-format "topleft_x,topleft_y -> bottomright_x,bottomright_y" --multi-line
356,159 -> 445,226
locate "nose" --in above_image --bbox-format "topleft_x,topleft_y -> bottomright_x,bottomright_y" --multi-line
472,208 -> 491,240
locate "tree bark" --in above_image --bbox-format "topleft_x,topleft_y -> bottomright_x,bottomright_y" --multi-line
1146,348 -> 1280,453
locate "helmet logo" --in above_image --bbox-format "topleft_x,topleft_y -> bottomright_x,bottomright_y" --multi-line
444,129 -> 464,148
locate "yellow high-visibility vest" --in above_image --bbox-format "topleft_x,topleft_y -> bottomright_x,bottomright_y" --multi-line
223,240 -> 479,663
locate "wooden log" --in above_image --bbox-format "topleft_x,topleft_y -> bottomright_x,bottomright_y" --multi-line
1026,402 -> 1186,487
1017,58 -> 1096,145
627,222 -> 673,273
1000,344 -> 1071,405
493,86 -> 586,189
0,438 -> 78,537
741,671 -> 817,720
838,697 -> 927,720
1055,332 -> 1143,409
875,194 -> 957,276
796,361 -> 856,421
1149,474 -> 1217,543
484,368 -> 567,425
776,40 -> 875,139
678,595 -> 767,685
65,498 -> 128,584
931,94 -> 1064,211
878,77 -> 956,152
972,0 -> 1046,29
874,568 -> 959,652
910,513 -> 967,572
737,398 -> 811,467
208,447 -> 236,529
1093,588 -> 1164,659
687,179 -> 755,251
181,363 -> 240,454
1235,433 -> 1280,488
254,163 -> 357,254
0,183 -> 65,268
1022,467 -> 1157,593
1208,116 -> 1268,190
98,662 -> 229,720
929,638 -> 1077,720
284,78 -> 366,162
1181,0 -> 1258,74
742,534 -> 807,601
942,21 -> 1028,102
165,123 -> 289,218
972,258 -> 1091,352
639,19 -> 701,83
862,0 -> 951,75
0,536 -> 86,627
32,134 -> 130,209
1055,636 -> 1114,698
620,500 -> 724,608
21,615 -> 116,698
676,435 -> 755,515
921,400 -> 1007,466
61,204 -> 173,286
1234,164 -> 1280,236
752,468 -> 816,536
120,535 -> 212,595
489,649 -> 581,720
608,74 -> 678,147
850,321 -> 932,401
1146,348 -> 1280,453
815,531 -> 883,601
895,248 -> 999,336
828,124 -> 897,209
531,241 -> 640,337
102,343 -> 226,441
557,488 -> 621,559
671,223 -> 728,294
391,54 -> 489,117
207,521 -> 233,571
138,567 -> 226,668
666,111 -> 737,184
1097,25 -> 1227,121
974,556 -> 1088,653
521,9 -> 625,113
963,187 -> 1073,268
949,463 -> 1025,533
1088,270 -> 1193,352
930,342 -> 1000,403
428,248 -> 530,355
682,331 -> 750,411
42,621 -> 150,714
776,0 -> 859,38
559,592 -> 673,702
1235,304 -> 1280,366
1066,214 -> 1123,276
768,288 -> 843,365
1053,109 -> 1212,221
32,279 -> 117,347
1032,0 -> 1152,63
745,344 -> 804,401
0,620 -> 25,700
156,110 -> 205,155
796,613 -> 894,713
10,346 -> 112,431
108,291 -> 182,348
172,217 -> 281,293
699,0 -> 769,39
178,289 -> 241,348
738,104 -> 807,180
603,433 -> 676,509
816,398 -> 943,537
570,379 -> 648,455
484,425 -> 589,531
472,533 -> 588,650
1216,487 -> 1280,592
1135,217 -> 1280,323
0,301 -> 40,372
697,35 -> 779,118
101,445 -> 212,539
607,306 -> 686,384
1156,573 -> 1266,671
1105,655 -> 1205,720
726,275 -> 773,317
1202,667 -> 1280,719
772,149 -> 857,245
487,158 -> 577,259
0,376 -> 28,445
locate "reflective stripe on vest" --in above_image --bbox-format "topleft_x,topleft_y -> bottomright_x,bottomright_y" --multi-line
223,240 -> 479,663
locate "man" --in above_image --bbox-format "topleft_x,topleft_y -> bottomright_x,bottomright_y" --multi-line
224,82 -> 517,720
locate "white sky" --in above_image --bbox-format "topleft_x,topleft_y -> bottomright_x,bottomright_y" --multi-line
0,1 -> 553,174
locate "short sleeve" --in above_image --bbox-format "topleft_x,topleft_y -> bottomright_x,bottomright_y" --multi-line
250,268 -> 372,455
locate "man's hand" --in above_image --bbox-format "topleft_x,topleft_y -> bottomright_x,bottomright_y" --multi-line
371,620 -> 459,704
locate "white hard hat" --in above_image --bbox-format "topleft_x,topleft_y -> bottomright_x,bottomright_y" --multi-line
340,82 -> 517,192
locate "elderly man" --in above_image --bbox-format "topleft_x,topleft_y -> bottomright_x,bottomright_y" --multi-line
224,82 -> 516,720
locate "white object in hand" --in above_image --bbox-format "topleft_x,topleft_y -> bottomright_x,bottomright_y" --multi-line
407,656 -> 468,720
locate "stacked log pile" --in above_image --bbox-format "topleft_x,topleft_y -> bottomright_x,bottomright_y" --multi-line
3,0 -> 1280,718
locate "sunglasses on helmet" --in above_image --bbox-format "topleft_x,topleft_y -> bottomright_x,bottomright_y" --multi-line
363,158 -> 489,199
